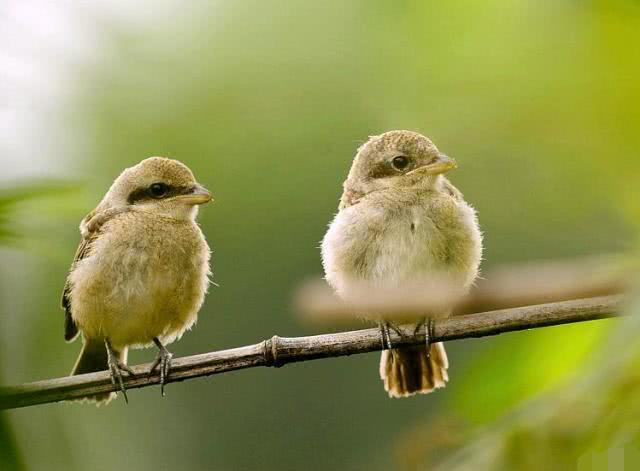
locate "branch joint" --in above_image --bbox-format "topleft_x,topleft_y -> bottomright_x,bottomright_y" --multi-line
263,335 -> 282,367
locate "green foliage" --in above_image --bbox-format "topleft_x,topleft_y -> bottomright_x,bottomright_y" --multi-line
0,182 -> 81,245
426,296 -> 640,471
451,320 -> 611,425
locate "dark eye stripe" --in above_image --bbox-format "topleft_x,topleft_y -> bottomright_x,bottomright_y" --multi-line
368,155 -> 413,179
127,185 -> 191,204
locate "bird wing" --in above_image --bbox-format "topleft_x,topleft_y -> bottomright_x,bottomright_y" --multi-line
61,206 -> 127,342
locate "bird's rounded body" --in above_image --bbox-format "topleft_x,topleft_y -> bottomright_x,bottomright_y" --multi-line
69,209 -> 210,350
322,182 -> 481,299
321,130 -> 482,397
62,156 -> 212,402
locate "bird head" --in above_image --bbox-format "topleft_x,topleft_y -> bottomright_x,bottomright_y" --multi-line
344,130 -> 457,196
101,157 -> 212,220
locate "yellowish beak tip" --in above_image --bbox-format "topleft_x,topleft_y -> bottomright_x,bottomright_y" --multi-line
177,184 -> 213,205
414,155 -> 458,176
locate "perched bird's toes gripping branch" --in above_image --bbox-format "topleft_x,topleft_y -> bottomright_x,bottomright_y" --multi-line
0,295 -> 623,410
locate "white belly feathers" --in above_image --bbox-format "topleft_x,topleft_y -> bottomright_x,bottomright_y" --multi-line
322,191 -> 482,299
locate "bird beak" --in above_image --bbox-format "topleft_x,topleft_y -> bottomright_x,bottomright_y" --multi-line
178,184 -> 213,205
410,153 -> 458,177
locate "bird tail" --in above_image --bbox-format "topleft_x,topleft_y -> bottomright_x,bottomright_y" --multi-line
71,338 -> 127,405
379,342 -> 448,398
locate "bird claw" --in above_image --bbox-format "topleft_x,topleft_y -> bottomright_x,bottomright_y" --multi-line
379,322 -> 407,350
149,338 -> 173,397
379,323 -> 391,350
413,318 -> 434,358
381,319 -> 434,352
105,339 -> 134,403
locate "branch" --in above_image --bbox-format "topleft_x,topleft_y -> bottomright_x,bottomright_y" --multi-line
0,295 -> 624,410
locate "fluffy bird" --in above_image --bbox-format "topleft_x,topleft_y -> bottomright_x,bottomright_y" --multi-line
62,157 -> 212,403
321,130 -> 482,397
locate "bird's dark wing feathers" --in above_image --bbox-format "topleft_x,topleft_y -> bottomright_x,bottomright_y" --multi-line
61,237 -> 91,341
61,206 -> 127,342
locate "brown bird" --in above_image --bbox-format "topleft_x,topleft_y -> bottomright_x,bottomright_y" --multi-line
62,157 -> 212,403
321,131 -> 482,397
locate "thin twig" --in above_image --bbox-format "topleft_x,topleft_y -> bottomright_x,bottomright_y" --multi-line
0,295 -> 625,410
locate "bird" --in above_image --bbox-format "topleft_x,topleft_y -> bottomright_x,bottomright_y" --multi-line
62,157 -> 212,403
321,130 -> 482,397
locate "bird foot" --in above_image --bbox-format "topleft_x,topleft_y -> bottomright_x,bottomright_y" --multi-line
105,339 -> 134,403
379,322 -> 406,350
149,337 -> 173,396
413,318 -> 434,358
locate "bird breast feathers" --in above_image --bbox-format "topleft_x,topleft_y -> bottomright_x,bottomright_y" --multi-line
322,191 -> 482,294
68,211 -> 210,345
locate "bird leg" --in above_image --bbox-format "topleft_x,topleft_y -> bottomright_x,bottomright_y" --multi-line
413,318 -> 434,359
149,337 -> 173,396
105,338 -> 134,403
379,322 -> 407,350
379,322 -> 392,350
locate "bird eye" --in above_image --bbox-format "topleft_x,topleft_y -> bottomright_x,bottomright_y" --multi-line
148,182 -> 169,198
392,156 -> 410,171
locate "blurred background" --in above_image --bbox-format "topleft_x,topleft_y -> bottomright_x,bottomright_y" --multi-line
1,1 -> 639,470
